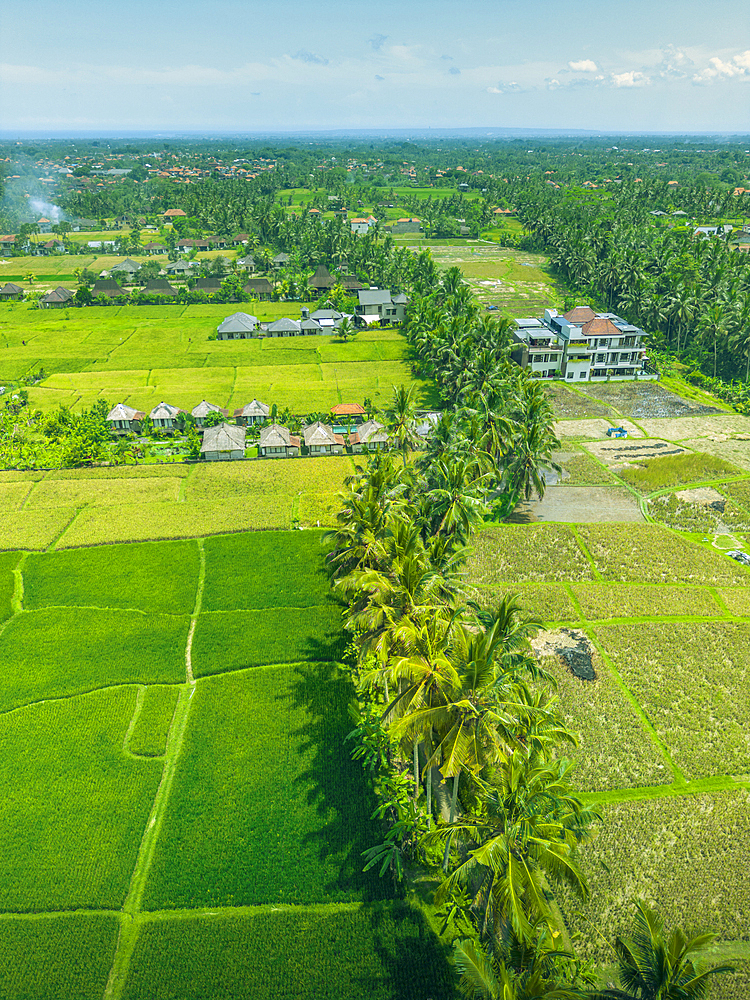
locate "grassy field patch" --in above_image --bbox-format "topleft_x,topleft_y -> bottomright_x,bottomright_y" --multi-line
24,476 -> 183,509
617,451 -> 743,493
559,452 -> 617,485
0,551 -> 19,622
202,530 -> 329,611
192,605 -> 344,674
0,687 -> 162,909
144,665 -> 386,908
564,791 -> 750,961
0,508 -> 77,551
128,685 -> 180,757
57,498 -> 294,547
0,607 -> 188,711
467,582 -> 578,623
0,913 -> 119,999
0,481 -> 34,511
23,538 -> 199,615
596,621 -> 750,778
576,523 -> 749,585
542,654 -> 670,792
185,455 -> 353,503
124,904 -> 453,1000
466,524 -> 593,583
572,583 -> 720,620
717,588 -> 750,616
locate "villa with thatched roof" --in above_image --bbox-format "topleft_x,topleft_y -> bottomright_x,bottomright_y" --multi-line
107,403 -> 145,433
302,421 -> 345,456
39,286 -> 74,309
349,419 -> 389,453
0,282 -> 23,301
110,258 -> 141,277
259,423 -> 300,458
150,402 -> 185,431
92,279 -> 128,300
200,423 -> 246,461
309,265 -> 336,291
234,399 -> 270,425
142,279 -> 178,298
243,278 -> 274,300
217,312 -> 259,340
192,400 -> 229,428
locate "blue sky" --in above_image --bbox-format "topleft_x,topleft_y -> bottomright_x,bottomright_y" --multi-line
1,0 -> 748,133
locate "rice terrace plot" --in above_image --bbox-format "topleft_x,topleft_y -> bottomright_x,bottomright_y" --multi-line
0,527 -> 454,999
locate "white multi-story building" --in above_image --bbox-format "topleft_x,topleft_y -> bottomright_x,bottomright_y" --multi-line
511,306 -> 656,382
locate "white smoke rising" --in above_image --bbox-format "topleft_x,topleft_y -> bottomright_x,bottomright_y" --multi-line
29,198 -> 62,223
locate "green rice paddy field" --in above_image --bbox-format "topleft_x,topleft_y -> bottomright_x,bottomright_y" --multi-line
1,508 -> 749,996
0,301 -> 434,414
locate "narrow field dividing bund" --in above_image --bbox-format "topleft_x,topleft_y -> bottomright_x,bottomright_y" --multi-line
103,538 -> 205,1000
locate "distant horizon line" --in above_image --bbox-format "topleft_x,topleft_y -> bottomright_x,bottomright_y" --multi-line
2,126 -> 750,142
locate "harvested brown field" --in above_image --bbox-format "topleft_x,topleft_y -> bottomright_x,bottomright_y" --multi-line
522,486 -> 643,523
578,381 -> 722,419
638,413 -> 750,440
544,384 -> 614,419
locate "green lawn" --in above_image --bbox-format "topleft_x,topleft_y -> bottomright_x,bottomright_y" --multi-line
0,607 -> 188,710
23,538 -> 200,614
201,529 -> 330,611
0,913 -> 119,1000
192,606 -> 344,673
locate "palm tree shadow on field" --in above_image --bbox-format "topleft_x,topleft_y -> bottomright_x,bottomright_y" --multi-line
348,902 -> 455,999
286,656 -> 393,902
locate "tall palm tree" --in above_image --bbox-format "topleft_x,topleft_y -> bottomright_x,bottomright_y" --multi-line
384,384 -> 421,465
427,751 -> 600,946
453,934 -> 594,1000
593,900 -> 734,1000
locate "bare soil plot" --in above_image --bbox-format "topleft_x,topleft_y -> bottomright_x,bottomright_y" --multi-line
555,418 -> 644,440
637,413 -> 750,440
578,381 -> 722,419
522,486 -> 643,523
584,438 -> 687,470
545,384 -> 614,419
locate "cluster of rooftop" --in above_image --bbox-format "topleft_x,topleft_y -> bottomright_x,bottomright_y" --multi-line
105,400 -> 439,462
511,306 -> 657,382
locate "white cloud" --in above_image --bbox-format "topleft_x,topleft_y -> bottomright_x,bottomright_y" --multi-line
486,81 -> 522,94
693,50 -> 750,83
569,59 -> 597,72
612,70 -> 650,88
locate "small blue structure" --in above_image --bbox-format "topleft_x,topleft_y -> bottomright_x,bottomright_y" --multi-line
607,426 -> 628,438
